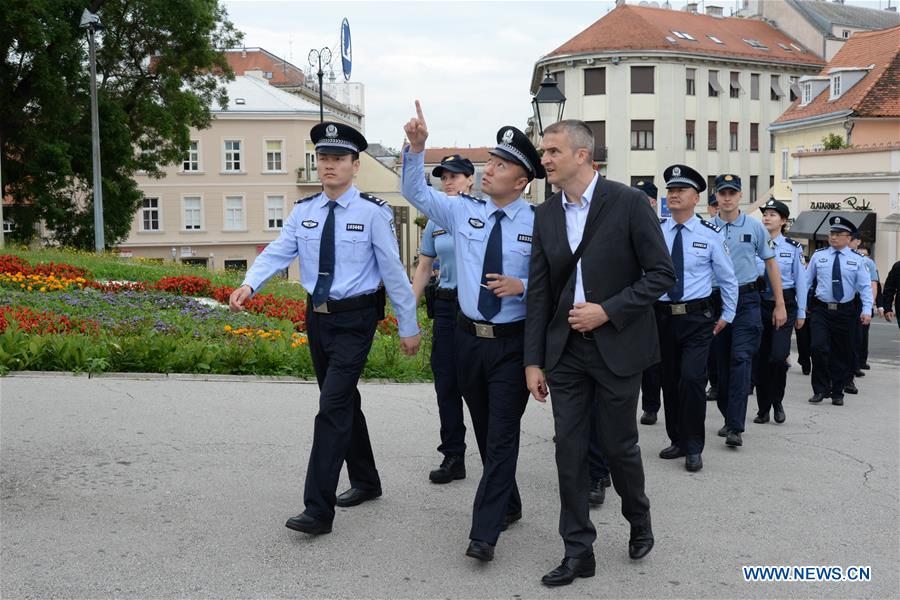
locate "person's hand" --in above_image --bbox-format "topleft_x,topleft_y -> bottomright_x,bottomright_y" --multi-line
860,314 -> 871,326
229,285 -> 253,312
885,311 -> 894,323
526,366 -> 548,402
568,302 -> 608,333
403,100 -> 429,153
713,319 -> 728,335
773,304 -> 787,329
484,274 -> 524,298
400,334 -> 421,356
795,318 -> 805,330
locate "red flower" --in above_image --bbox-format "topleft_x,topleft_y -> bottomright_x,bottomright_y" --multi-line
153,275 -> 212,296
0,305 -> 99,335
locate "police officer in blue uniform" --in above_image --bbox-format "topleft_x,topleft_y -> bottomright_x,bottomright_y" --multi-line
656,165 -> 738,472
634,179 -> 662,425
806,216 -> 874,406
402,101 -> 538,562
753,199 -> 808,425
230,121 -> 420,535
845,233 -> 879,392
712,174 -> 787,448
411,154 -> 475,483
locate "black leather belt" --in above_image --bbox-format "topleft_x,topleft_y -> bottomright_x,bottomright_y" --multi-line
435,287 -> 458,301
309,291 -> 379,314
812,298 -> 854,311
655,296 -> 713,316
738,281 -> 761,294
457,313 -> 524,339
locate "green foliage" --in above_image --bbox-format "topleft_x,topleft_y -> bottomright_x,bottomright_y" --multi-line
0,0 -> 242,248
822,133 -> 849,151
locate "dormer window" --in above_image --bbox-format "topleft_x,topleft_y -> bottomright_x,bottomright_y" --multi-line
830,74 -> 842,99
707,35 -> 724,44
672,31 -> 696,41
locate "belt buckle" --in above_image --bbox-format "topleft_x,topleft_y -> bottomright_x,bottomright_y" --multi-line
827,303 -> 838,311
581,332 -> 594,341
313,302 -> 330,314
474,323 -> 495,339
671,303 -> 687,315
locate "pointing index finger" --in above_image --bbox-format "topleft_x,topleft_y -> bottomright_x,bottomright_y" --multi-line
415,99 -> 425,121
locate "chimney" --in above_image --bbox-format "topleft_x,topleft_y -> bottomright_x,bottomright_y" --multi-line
686,2 -> 699,13
707,4 -> 724,16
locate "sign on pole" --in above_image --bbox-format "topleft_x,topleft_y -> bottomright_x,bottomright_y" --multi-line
340,18 -> 352,81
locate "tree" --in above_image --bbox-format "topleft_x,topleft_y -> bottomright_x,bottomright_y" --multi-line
0,0 -> 242,248
822,133 -> 849,151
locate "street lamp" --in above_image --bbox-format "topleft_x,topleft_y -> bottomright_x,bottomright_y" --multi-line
80,8 -> 105,251
531,72 -> 566,199
308,47 -> 332,123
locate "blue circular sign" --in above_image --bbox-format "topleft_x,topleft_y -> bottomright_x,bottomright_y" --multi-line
340,18 -> 352,81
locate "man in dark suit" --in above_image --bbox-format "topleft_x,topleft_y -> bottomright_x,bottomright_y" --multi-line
524,120 -> 675,587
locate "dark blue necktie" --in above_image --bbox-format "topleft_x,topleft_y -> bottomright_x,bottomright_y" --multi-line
669,224 -> 685,301
478,210 -> 504,320
311,200 -> 337,306
832,249 -> 844,301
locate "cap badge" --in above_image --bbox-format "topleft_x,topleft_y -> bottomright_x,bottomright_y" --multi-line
672,167 -> 681,177
502,129 -> 514,144
325,124 -> 338,137
725,175 -> 733,181
835,217 -> 841,224
445,156 -> 454,161
767,200 -> 774,206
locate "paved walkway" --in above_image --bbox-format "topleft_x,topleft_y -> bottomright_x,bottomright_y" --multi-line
1,364 -> 898,599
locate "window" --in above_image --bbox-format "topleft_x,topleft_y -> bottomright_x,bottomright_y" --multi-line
305,152 -> 318,182
789,76 -> 799,101
830,74 -> 842,99
630,120 -> 654,150
750,73 -> 760,100
224,140 -> 242,172
771,75 -> 785,101
708,121 -> 718,150
729,122 -> 739,151
686,120 -> 695,150
551,71 -> 565,96
183,196 -> 202,230
708,35 -> 724,44
769,175 -> 775,191
266,195 -> 284,229
743,38 -> 768,50
224,196 -> 244,230
586,120 -> 606,161
631,66 -> 654,94
141,197 -> 160,231
842,29 -> 851,39
672,30 -> 696,40
183,141 -> 199,172
778,43 -> 791,51
708,70 -> 722,97
749,176 -> 758,202
770,133 -> 776,153
584,67 -> 606,95
750,123 -> 759,152
686,68 -> 696,95
2,220 -> 13,233
802,83 -> 812,105
729,71 -> 741,98
265,140 -> 284,172
224,259 -> 248,271
781,149 -> 789,181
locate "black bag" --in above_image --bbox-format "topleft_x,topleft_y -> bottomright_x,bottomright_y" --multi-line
424,277 -> 438,319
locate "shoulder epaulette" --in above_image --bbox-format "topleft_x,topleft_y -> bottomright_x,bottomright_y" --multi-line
659,218 -> 667,225
460,192 -> 486,204
852,249 -> 864,256
785,237 -> 802,248
294,193 -> 319,204
530,204 -> 536,211
360,192 -> 387,206
699,219 -> 721,233
814,246 -> 828,253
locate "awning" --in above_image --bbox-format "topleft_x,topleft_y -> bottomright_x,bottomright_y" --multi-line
787,210 -> 877,243
770,77 -> 785,98
709,71 -> 723,93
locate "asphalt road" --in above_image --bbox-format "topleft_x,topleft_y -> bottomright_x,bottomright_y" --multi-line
1,364 -> 898,599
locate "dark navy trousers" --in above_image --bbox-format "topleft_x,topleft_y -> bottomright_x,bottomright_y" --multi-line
755,298 -> 797,416
715,289 -> 763,433
430,297 -> 466,456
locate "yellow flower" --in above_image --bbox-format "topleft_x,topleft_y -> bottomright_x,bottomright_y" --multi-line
40,287 -> 46,292
224,325 -> 232,332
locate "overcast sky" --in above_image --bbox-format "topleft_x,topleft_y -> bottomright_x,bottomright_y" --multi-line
222,0 -> 891,149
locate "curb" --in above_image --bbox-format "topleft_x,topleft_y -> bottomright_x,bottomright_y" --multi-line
2,371 -> 431,385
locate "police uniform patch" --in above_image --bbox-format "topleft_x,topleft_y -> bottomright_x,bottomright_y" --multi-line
767,238 -> 776,249
847,260 -> 857,266
517,234 -> 533,243
699,219 -> 721,233
692,242 -> 708,249
301,220 -> 319,228
432,229 -> 446,237
346,223 -> 365,232
360,192 -> 386,206
325,123 -> 338,137
780,252 -> 792,258
673,166 -> 681,177
468,218 -> 485,229
785,238 -> 801,248
502,129 -> 515,143
741,234 -> 753,243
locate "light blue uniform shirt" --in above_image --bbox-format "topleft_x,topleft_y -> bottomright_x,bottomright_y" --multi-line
863,256 -> 879,282
419,219 -> 457,290
806,246 -> 874,316
562,171 -> 598,305
241,185 -> 419,337
714,212 -> 775,285
402,148 -> 532,324
754,235 -> 809,319
659,215 -> 739,323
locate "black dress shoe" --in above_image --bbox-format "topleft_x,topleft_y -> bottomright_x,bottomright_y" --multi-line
629,515 -> 654,560
500,510 -> 522,531
854,369 -> 865,378
843,383 -> 858,395
717,425 -> 729,437
429,454 -> 466,484
725,430 -> 743,447
285,513 -> 332,535
466,540 -> 494,561
588,479 -> 606,506
599,475 -> 611,488
685,454 -> 703,472
773,403 -> 786,424
640,411 -> 657,425
861,363 -> 870,370
831,395 -> 844,406
809,393 -> 826,403
335,487 -> 382,508
659,445 -> 685,459
753,413 -> 770,424
541,554 -> 596,586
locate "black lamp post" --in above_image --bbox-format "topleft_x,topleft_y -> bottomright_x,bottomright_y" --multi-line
531,72 -> 566,199
308,47 -> 332,123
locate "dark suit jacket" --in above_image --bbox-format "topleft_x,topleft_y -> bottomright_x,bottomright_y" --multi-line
524,177 -> 675,377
